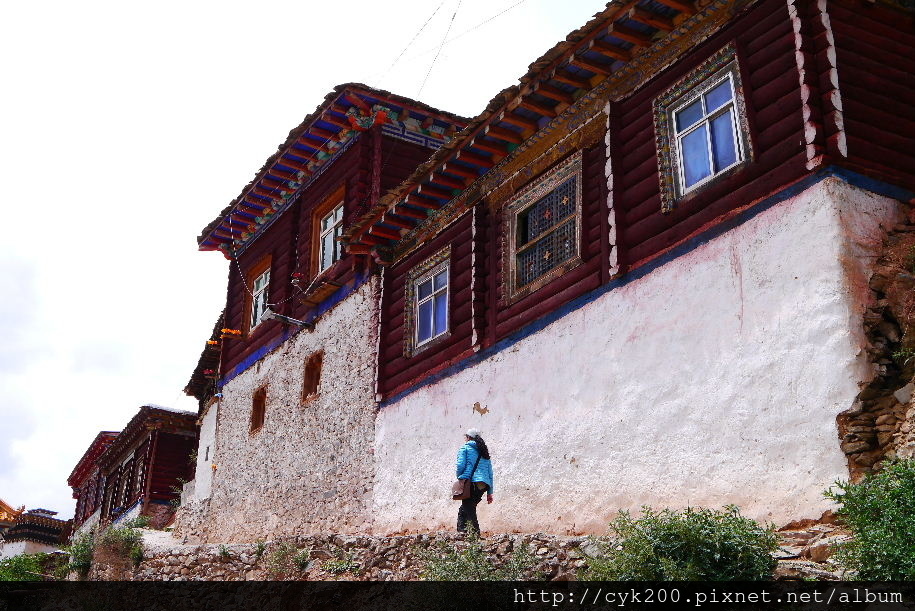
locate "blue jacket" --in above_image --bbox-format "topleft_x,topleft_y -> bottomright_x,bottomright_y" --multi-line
456,440 -> 494,494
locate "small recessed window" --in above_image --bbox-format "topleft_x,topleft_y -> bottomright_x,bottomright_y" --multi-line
250,387 -> 267,433
250,269 -> 270,329
319,204 -> 344,271
302,351 -> 323,402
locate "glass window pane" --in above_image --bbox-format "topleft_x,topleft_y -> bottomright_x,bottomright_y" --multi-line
675,100 -> 703,132
710,109 -> 738,170
322,232 -> 334,269
418,279 -> 433,300
433,270 -> 448,291
433,292 -> 448,336
681,125 -> 712,187
704,79 -> 733,112
417,300 -> 433,342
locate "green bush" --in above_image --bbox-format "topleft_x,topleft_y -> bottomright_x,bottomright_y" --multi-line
100,520 -> 145,567
266,542 -> 311,578
66,529 -> 96,578
825,458 -> 915,580
0,553 -> 48,581
420,529 -> 537,581
580,506 -> 778,581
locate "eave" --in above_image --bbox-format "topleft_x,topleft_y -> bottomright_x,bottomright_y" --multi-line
197,84 -> 469,257
343,0 -> 745,258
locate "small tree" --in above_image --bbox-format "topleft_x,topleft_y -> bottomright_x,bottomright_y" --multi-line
0,553 -> 47,581
825,458 -> 915,580
581,506 -> 778,581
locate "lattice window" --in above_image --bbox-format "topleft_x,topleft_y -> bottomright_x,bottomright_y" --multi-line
505,153 -> 583,302
319,203 -> 344,272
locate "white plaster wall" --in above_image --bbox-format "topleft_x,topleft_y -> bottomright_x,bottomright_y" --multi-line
374,178 -> 902,534
73,509 -> 101,538
0,540 -> 59,559
192,402 -> 218,501
199,277 -> 380,542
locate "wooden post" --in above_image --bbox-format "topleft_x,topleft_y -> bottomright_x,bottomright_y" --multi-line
141,429 -> 159,516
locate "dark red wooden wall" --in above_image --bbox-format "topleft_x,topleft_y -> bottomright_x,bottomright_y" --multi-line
830,0 -> 915,191
615,0 -> 805,270
149,432 -> 196,503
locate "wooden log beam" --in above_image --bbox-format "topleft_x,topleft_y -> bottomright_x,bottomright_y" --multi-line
429,173 -> 467,190
322,114 -> 351,130
253,187 -> 284,201
344,94 -> 370,112
550,70 -> 591,90
261,177 -> 292,191
359,233 -> 387,246
442,162 -> 479,180
243,197 -> 270,210
267,168 -> 299,181
517,98 -> 558,117
655,0 -> 696,16
212,229 -> 234,240
347,243 -> 373,255
394,205 -> 428,220
628,7 -> 675,31
589,39 -> 632,62
498,111 -> 539,132
607,23 -> 654,46
278,156 -> 313,172
468,137 -> 509,158
309,126 -> 339,140
570,55 -> 614,76
368,225 -> 401,240
238,203 -> 265,216
416,183 -> 455,200
533,83 -> 575,104
484,124 -> 525,144
382,215 -> 414,230
456,149 -> 497,168
406,194 -> 442,209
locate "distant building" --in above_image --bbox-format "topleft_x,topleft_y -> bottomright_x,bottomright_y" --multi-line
67,431 -> 119,536
68,405 -> 197,533
0,508 -> 70,559
0,498 -> 23,538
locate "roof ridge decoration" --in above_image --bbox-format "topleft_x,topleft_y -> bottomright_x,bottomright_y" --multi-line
344,0 -> 759,263
197,84 -> 469,257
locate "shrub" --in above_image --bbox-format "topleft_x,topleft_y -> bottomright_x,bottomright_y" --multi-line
825,458 -> 915,580
66,529 -> 96,578
322,549 -> 358,576
266,542 -> 310,578
420,529 -> 537,581
0,553 -> 47,581
99,520 -> 145,567
580,506 -> 778,581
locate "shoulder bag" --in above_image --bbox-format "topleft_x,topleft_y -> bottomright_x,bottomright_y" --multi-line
452,452 -> 482,501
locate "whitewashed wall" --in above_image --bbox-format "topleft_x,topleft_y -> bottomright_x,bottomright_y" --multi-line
373,178 -> 902,534
192,402 -> 218,501
192,278 -> 380,542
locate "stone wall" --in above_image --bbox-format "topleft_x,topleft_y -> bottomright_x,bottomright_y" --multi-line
373,178 -> 903,534
88,522 -> 849,581
175,278 -> 380,543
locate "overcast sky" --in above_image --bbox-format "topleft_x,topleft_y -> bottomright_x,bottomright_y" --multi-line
0,0 -> 609,519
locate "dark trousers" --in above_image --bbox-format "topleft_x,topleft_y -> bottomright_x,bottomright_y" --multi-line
457,482 -> 487,533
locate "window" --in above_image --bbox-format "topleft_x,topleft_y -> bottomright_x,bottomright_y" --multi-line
319,203 -> 344,271
302,351 -> 323,402
654,43 -> 752,212
415,265 -> 449,346
505,153 -> 583,302
250,268 -> 270,329
250,386 -> 267,433
403,246 -> 451,357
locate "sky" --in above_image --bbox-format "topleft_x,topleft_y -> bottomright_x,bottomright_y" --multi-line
0,0 -> 610,519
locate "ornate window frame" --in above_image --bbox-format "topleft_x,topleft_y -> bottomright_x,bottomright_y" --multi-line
403,245 -> 451,358
654,43 -> 753,213
503,152 -> 583,304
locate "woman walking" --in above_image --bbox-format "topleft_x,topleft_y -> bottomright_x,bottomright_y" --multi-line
455,428 -> 494,534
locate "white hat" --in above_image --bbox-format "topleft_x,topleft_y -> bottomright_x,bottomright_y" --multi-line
466,428 -> 481,438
